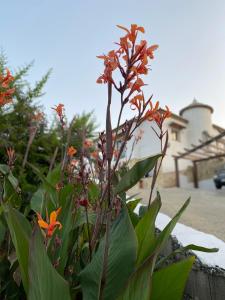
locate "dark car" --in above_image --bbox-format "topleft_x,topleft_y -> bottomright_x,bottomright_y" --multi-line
213,169 -> 225,189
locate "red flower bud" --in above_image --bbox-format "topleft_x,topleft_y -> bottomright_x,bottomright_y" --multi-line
79,199 -> 89,208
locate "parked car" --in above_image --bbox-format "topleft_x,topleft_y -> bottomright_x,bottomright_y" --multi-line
213,168 -> 225,189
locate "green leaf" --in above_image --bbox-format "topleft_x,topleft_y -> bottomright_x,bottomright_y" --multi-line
28,226 -> 71,300
118,197 -> 191,300
56,184 -> 74,275
155,198 -> 190,254
28,162 -> 58,208
117,253 -> 155,300
182,244 -> 218,253
126,198 -> 141,227
151,257 -> 195,300
3,177 -> 21,207
156,244 -> 218,269
30,188 -> 45,213
135,193 -> 161,266
126,198 -> 141,212
115,154 -> 161,194
46,164 -> 61,185
80,207 -> 137,300
4,205 -> 31,294
0,164 -> 10,175
74,210 -> 96,228
88,182 -> 100,203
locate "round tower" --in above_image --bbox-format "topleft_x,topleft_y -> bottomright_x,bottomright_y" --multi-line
179,99 -> 213,146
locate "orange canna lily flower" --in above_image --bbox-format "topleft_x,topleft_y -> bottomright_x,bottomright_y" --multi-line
67,146 -> 77,157
131,78 -> 145,93
37,208 -> 62,237
129,94 -> 144,110
84,139 -> 93,148
117,24 -> 145,44
150,105 -> 171,128
52,103 -> 64,118
144,100 -> 160,120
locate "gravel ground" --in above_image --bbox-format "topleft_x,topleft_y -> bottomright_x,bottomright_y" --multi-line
129,186 -> 225,242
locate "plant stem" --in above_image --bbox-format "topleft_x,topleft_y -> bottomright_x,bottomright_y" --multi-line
85,206 -> 92,260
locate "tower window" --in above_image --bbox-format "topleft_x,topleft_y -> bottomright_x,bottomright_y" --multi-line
171,128 -> 180,142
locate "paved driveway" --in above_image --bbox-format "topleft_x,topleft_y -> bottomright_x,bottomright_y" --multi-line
130,186 -> 225,242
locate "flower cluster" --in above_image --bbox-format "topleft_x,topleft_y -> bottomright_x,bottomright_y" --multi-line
96,24 -> 171,128
97,24 -> 158,93
0,69 -> 15,107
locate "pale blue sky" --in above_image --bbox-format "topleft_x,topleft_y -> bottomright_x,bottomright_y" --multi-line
1,0 -> 225,129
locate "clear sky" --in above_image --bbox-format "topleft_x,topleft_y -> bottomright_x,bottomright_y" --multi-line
1,0 -> 225,130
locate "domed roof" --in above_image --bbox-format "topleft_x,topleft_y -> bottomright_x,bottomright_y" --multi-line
179,99 -> 213,116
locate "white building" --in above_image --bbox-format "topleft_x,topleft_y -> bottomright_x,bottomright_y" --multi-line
124,99 -> 225,188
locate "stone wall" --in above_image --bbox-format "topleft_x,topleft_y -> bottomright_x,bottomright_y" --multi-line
161,235 -> 225,300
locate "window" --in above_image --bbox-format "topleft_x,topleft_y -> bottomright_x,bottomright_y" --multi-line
171,128 -> 180,142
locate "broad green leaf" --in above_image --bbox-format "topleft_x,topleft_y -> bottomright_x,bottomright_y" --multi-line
56,184 -> 74,274
126,198 -> 141,227
46,164 -> 61,185
28,227 -> 71,300
74,210 -> 96,228
30,188 -> 45,213
0,164 -> 10,175
151,257 -> 195,300
126,198 -> 141,212
7,172 -> 19,191
3,177 -> 21,207
115,154 -> 161,194
117,253 -> 155,300
135,193 -> 161,266
4,205 -> 31,294
88,182 -> 100,203
80,207 -> 137,300
155,198 -> 190,254
28,163 -> 58,207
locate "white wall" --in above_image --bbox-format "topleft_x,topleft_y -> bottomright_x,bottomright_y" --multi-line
126,120 -> 161,160
181,107 -> 213,146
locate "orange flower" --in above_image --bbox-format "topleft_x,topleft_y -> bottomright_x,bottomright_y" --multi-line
151,105 -> 171,128
91,150 -> 99,159
52,103 -> 64,118
144,100 -> 160,120
0,68 -> 14,87
131,78 -> 145,93
129,94 -> 144,110
32,111 -> 44,122
67,146 -> 77,157
146,45 -> 159,59
0,69 -> 15,107
117,24 -> 145,44
37,208 -> 62,237
84,139 -> 93,148
97,50 -> 118,84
